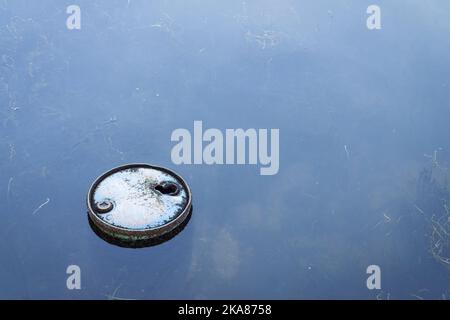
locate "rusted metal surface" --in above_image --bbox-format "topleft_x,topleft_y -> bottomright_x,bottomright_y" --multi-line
87,164 -> 192,244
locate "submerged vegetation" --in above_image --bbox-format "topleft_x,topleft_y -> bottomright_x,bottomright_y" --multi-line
416,150 -> 450,269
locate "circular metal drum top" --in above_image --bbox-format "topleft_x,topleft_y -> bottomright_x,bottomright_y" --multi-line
87,164 -> 192,245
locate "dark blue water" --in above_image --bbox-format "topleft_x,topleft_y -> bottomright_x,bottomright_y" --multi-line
1,0 -> 450,299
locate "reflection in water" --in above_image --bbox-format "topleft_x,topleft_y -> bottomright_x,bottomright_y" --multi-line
1,0 -> 450,299
88,207 -> 193,249
212,229 -> 240,280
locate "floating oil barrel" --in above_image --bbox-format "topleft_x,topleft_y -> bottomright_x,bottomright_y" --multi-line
87,164 -> 192,248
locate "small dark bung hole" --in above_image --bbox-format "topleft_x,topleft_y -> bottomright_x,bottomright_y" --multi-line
95,199 -> 114,214
155,182 -> 180,196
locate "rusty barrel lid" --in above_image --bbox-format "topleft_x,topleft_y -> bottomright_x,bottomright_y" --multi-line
87,164 -> 192,245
